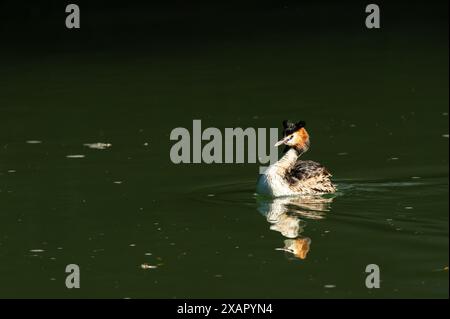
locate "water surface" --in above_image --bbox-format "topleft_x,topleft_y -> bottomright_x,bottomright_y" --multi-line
0,2 -> 448,298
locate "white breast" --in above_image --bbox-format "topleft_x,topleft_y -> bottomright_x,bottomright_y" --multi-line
256,165 -> 296,197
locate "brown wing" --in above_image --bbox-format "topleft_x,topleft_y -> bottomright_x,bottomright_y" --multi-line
286,160 -> 336,194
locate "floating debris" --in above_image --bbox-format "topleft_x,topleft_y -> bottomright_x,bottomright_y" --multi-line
83,142 -> 112,150
66,155 -> 85,159
337,152 -> 348,156
26,140 -> 42,144
143,142 -> 149,147
432,266 -> 448,272
30,249 -> 45,253
442,134 -> 449,138
7,170 -> 16,173
140,263 -> 158,270
390,157 -> 399,160
324,285 -> 336,289
404,206 -> 414,210
129,244 -> 136,247
207,194 -> 215,197
144,253 -> 152,256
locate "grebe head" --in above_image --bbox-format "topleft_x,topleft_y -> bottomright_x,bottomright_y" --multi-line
274,120 -> 310,153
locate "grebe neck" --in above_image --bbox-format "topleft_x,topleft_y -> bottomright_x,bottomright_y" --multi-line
274,148 -> 300,172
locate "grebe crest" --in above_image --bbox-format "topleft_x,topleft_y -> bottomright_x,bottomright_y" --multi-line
256,120 -> 336,197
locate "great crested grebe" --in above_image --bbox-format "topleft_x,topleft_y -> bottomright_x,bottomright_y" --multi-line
256,120 -> 336,197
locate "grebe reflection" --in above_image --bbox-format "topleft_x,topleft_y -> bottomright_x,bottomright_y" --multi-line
257,195 -> 334,259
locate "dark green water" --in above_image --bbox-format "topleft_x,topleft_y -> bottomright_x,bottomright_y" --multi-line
0,2 -> 448,298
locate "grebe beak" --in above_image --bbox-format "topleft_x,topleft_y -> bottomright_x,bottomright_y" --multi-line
274,136 -> 289,147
